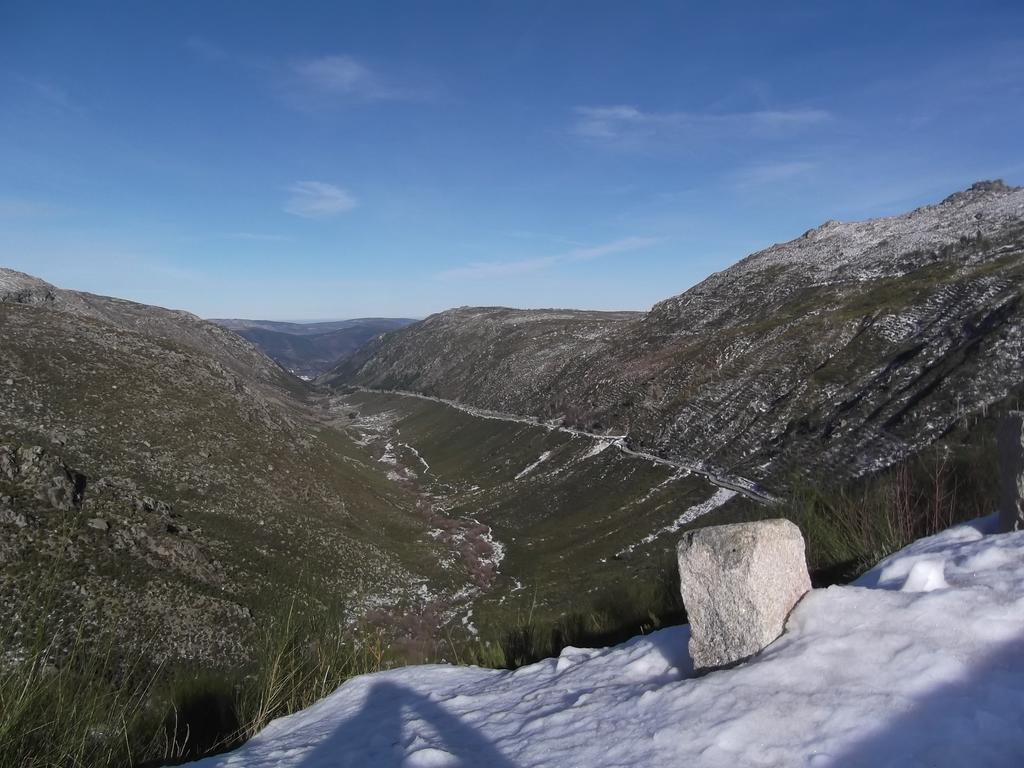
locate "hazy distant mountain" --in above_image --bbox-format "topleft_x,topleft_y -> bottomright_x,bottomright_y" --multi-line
210,317 -> 415,378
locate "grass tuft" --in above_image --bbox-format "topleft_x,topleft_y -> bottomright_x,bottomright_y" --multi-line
0,599 -> 388,767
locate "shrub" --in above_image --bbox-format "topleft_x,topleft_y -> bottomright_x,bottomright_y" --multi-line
757,438 -> 998,585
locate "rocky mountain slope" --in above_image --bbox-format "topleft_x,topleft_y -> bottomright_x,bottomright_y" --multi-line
0,270 -> 454,671
211,317 -> 415,378
327,308 -> 641,413
0,268 -> 733,671
323,181 -> 1024,488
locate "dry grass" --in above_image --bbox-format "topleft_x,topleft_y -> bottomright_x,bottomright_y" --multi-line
0,598 -> 389,767
770,443 -> 995,586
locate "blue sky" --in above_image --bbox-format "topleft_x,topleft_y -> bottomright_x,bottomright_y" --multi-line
2,1 -> 1023,319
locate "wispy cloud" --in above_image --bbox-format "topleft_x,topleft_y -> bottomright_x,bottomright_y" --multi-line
571,105 -> 832,147
223,232 -> 292,242
184,36 -> 272,73
289,55 -> 433,102
730,160 -> 818,188
7,73 -> 81,113
285,55 -> 440,107
186,37 -> 437,106
437,236 -> 661,281
566,236 -> 662,261
0,197 -> 62,218
284,181 -> 357,219
504,230 -> 586,247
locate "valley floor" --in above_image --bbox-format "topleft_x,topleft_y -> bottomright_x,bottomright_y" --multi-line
186,515 -> 1024,767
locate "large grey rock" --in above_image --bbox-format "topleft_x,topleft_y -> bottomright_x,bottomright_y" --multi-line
677,518 -> 811,672
0,445 -> 86,511
998,412 -> 1024,533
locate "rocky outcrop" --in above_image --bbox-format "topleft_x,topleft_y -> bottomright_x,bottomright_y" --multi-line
998,412 -> 1024,532
0,444 -> 86,511
677,519 -> 810,672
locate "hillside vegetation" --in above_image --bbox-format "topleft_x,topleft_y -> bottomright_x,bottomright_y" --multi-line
325,181 -> 1024,490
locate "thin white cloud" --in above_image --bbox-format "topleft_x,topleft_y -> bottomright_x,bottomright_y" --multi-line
504,230 -> 586,247
0,198 -> 62,218
730,160 -> 818,188
290,55 -> 435,103
437,256 -> 557,281
284,181 -> 357,219
184,35 -> 273,73
186,37 -> 436,105
8,73 -> 81,113
565,236 -> 661,261
185,36 -> 230,63
437,236 -> 660,281
293,56 -> 379,96
223,232 -> 292,242
28,80 -> 77,111
571,105 -> 832,146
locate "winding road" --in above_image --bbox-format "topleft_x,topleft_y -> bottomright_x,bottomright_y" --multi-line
350,386 -> 777,504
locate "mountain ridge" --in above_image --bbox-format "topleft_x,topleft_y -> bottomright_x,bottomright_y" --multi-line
323,181 -> 1024,489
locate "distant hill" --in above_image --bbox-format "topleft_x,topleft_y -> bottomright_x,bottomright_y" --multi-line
210,317 -> 416,378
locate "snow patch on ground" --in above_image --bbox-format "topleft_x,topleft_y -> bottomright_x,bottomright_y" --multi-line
405,443 -> 431,473
468,516 -> 505,574
617,487 -> 737,557
189,516 -> 1024,768
583,439 -> 613,459
514,450 -> 552,480
378,441 -> 398,466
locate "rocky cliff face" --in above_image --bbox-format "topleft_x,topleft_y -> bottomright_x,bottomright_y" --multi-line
324,181 -> 1024,487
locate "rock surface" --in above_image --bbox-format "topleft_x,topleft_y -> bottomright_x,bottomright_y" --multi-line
677,518 -> 810,671
0,444 -> 86,511
998,412 -> 1024,532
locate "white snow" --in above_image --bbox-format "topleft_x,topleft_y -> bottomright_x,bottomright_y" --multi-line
514,450 -> 552,480
186,515 -> 1024,767
617,486 -> 737,557
378,441 -> 398,465
582,439 -> 613,459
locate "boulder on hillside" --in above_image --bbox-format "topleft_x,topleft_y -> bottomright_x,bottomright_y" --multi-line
677,518 -> 810,672
0,444 -> 86,511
